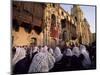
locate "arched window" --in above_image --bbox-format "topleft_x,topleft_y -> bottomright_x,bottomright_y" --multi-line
31,37 -> 37,45
61,19 -> 66,29
62,11 -> 64,16
75,16 -> 77,21
51,14 -> 56,27
13,19 -> 19,32
63,31 -> 67,41
52,4 -> 55,7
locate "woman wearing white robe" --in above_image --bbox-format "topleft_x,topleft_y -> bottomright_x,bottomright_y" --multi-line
48,48 -> 54,56
53,46 -> 63,62
65,48 -> 72,56
29,46 -> 39,59
12,47 -> 26,66
71,46 -> 82,70
72,47 -> 80,57
61,48 -> 72,69
28,46 -> 55,73
80,45 -> 91,68
33,46 -> 39,53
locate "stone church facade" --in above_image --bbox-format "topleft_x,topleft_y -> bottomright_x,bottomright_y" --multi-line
12,1 -> 92,47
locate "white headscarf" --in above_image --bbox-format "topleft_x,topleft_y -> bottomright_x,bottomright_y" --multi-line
12,47 -> 26,66
48,48 -> 54,56
72,47 -> 80,57
53,47 -> 63,62
28,46 -> 55,73
42,46 -> 55,70
80,45 -> 91,68
33,46 -> 39,53
39,46 -> 48,53
43,46 -> 48,52
65,48 -> 72,56
28,52 -> 48,73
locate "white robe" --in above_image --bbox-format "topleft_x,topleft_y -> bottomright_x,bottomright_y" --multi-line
48,48 -> 54,56
28,46 -> 55,73
12,47 -> 26,66
80,45 -> 91,68
72,47 -> 80,57
33,46 -> 39,53
53,47 -> 63,62
65,48 -> 72,56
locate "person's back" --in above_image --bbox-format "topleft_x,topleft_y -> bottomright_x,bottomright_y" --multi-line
13,56 -> 30,74
13,50 -> 38,74
28,46 -> 55,73
71,55 -> 82,70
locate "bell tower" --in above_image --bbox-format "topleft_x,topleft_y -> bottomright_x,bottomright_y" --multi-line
71,5 -> 84,44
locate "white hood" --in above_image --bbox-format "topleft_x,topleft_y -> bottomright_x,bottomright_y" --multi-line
80,45 -> 91,68
72,47 -> 80,57
12,47 -> 26,66
54,47 -> 63,62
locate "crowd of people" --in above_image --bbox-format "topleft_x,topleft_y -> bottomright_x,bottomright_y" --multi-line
12,42 -> 96,74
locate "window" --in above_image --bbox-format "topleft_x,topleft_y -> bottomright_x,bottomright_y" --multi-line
61,19 -> 66,29
52,4 -> 55,7
75,16 -> 77,21
13,19 -> 19,32
63,31 -> 67,41
62,11 -> 64,16
51,14 -> 56,27
31,37 -> 37,45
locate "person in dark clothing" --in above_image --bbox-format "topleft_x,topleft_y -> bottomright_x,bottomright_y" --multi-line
60,54 -> 72,71
13,47 -> 38,74
13,56 -> 31,74
50,48 -> 73,72
71,47 -> 83,70
61,48 -> 72,71
71,55 -> 83,70
79,54 -> 85,69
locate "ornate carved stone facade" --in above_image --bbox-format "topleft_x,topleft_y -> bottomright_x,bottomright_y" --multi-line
43,4 -> 77,46
71,5 -> 92,45
12,1 -> 92,46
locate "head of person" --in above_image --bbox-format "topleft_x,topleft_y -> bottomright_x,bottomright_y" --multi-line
12,46 -> 26,66
64,48 -> 72,56
33,46 -> 39,53
72,46 -> 80,57
79,44 -> 90,59
54,46 -> 63,62
43,45 -> 48,52
79,45 -> 87,52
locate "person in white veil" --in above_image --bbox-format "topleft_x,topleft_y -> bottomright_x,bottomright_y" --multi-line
72,47 -> 80,57
28,46 -> 55,73
12,47 -> 26,66
61,48 -> 72,70
53,46 -> 63,62
33,46 -> 39,53
71,46 -> 82,70
80,45 -> 91,69
48,47 -> 54,56
64,48 -> 73,57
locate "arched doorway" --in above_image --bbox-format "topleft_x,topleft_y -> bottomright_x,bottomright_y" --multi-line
30,37 -> 37,46
51,14 -> 56,27
61,19 -> 66,29
62,31 -> 67,41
